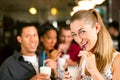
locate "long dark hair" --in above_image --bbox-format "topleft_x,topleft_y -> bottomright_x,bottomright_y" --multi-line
38,22 -> 59,51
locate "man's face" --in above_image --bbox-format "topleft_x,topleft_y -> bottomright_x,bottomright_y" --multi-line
17,26 -> 39,55
60,28 -> 73,44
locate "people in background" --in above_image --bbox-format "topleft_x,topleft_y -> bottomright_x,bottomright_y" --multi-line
57,24 -> 81,80
63,9 -> 120,80
0,24 -> 56,80
38,23 -> 60,80
58,24 -> 81,66
108,21 -> 120,51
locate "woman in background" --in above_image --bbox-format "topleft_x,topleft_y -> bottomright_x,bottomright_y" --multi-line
38,23 -> 60,80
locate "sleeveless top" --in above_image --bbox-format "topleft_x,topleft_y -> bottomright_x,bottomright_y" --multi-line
81,52 -> 119,80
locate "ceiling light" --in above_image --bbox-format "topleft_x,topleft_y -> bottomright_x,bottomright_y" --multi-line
91,0 -> 105,5
70,0 -> 96,16
77,0 -> 96,10
70,11 -> 75,16
51,8 -> 58,16
29,7 -> 37,15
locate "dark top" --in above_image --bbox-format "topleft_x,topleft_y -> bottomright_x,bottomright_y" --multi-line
0,50 -> 43,80
111,34 -> 120,51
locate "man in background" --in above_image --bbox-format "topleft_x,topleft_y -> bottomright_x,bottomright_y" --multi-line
108,21 -> 120,51
0,24 -> 57,80
58,24 -> 81,66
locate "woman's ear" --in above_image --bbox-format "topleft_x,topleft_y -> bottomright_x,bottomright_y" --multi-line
95,22 -> 101,33
17,36 -> 21,43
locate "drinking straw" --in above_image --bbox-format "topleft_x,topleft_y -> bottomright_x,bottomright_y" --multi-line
42,51 -> 46,66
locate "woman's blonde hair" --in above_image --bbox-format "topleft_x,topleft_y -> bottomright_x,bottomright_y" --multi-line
70,9 -> 116,73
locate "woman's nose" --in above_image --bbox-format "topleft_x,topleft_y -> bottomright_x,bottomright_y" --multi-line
75,36 -> 82,44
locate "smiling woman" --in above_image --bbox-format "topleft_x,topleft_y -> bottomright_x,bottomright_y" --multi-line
63,9 -> 120,80
38,22 -> 61,80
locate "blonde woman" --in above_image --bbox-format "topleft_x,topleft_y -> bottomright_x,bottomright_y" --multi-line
63,9 -> 120,80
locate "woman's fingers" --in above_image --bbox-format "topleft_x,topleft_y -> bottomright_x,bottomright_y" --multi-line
78,51 -> 92,59
44,59 -> 57,69
50,50 -> 61,60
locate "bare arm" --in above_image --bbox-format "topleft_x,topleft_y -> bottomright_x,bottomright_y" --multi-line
112,54 -> 120,80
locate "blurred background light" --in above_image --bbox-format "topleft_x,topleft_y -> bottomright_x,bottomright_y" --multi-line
51,8 -> 58,16
29,7 -> 37,15
70,0 -> 105,16
91,0 -> 105,5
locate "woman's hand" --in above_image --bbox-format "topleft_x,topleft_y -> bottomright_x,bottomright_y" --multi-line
58,43 -> 67,52
44,59 -> 59,78
78,51 -> 97,74
44,59 -> 57,70
78,51 -> 104,80
50,50 -> 61,60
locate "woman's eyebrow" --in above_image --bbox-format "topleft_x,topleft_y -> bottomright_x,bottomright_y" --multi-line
71,28 -> 84,34
78,28 -> 84,32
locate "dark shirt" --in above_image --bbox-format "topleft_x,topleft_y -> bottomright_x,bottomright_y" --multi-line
67,43 -> 81,62
0,50 -> 43,80
111,34 -> 120,51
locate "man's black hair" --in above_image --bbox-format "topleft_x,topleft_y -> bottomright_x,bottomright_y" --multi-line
108,21 -> 119,31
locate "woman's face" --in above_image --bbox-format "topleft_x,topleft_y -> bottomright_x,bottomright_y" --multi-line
40,29 -> 57,50
70,19 -> 100,51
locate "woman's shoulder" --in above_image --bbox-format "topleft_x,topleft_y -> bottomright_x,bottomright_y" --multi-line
113,52 -> 120,62
113,52 -> 120,61
112,52 -> 120,71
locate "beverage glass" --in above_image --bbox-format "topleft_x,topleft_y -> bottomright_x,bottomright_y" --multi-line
40,66 -> 51,76
68,66 -> 81,80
